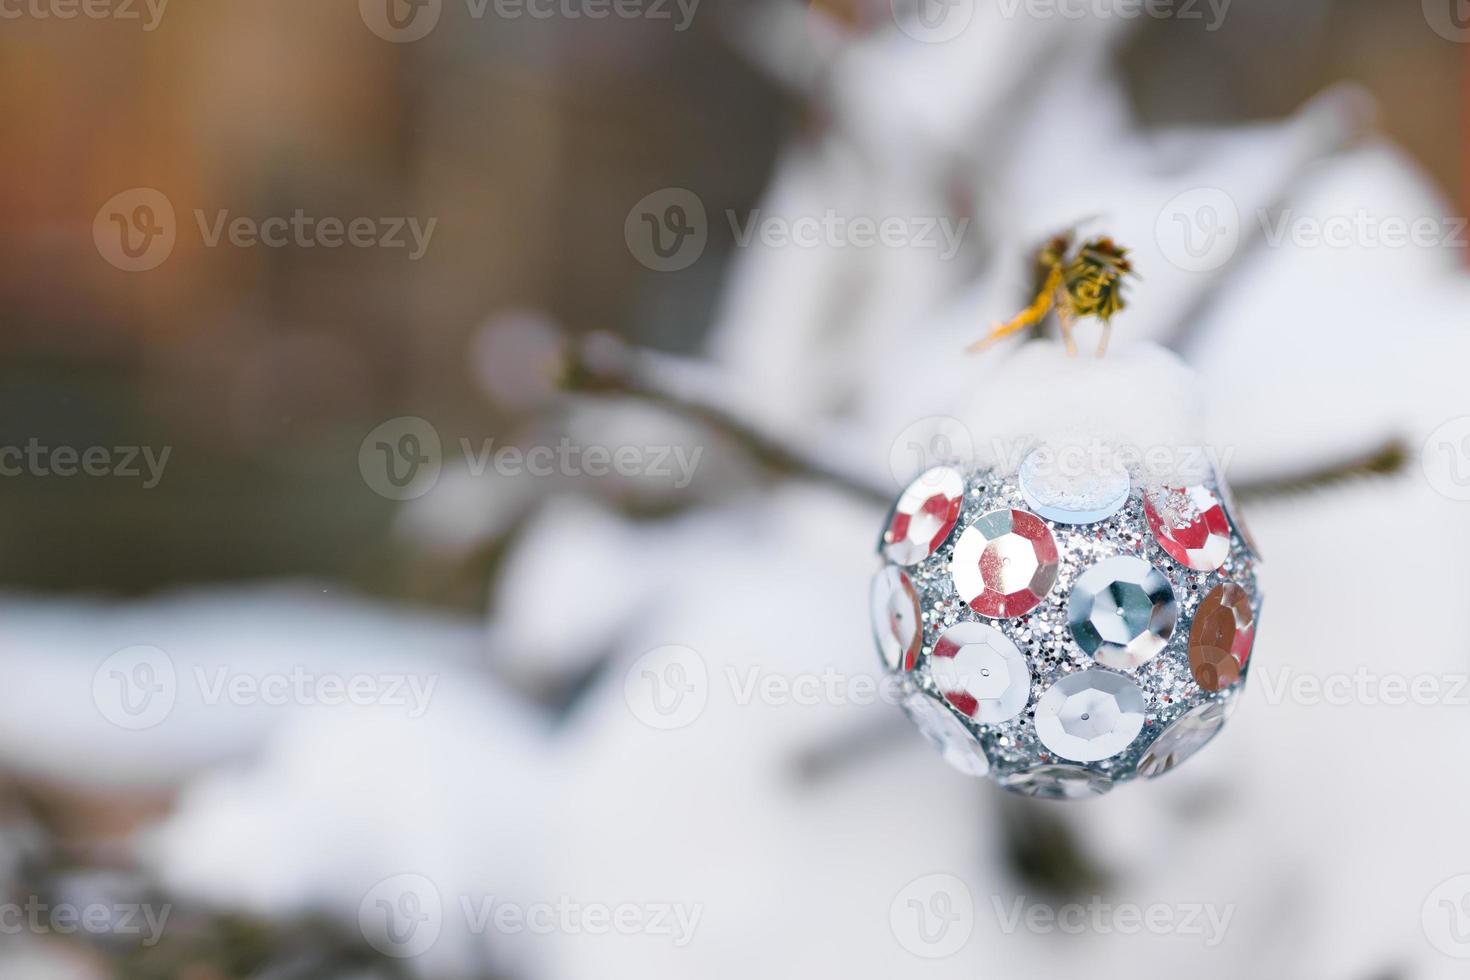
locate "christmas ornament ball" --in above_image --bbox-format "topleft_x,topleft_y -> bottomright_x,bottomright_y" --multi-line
871,452 -> 1262,799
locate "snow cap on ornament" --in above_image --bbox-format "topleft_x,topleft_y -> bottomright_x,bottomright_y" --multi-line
963,339 -> 1214,496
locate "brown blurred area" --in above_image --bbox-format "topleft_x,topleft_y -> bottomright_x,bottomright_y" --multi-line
0,0 -> 1459,602
1124,0 -> 1465,207
0,0 -> 781,599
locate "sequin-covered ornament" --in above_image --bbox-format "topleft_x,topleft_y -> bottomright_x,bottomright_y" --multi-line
873,459 -> 1261,797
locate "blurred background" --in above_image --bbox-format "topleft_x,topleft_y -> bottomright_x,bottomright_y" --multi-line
1,0 -> 1468,977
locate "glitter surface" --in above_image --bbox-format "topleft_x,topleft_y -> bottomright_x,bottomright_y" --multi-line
877,462 -> 1261,794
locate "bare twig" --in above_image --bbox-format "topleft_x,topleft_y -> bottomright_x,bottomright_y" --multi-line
565,333 -> 892,507
566,333 -> 1406,508
1234,437 -> 1408,502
